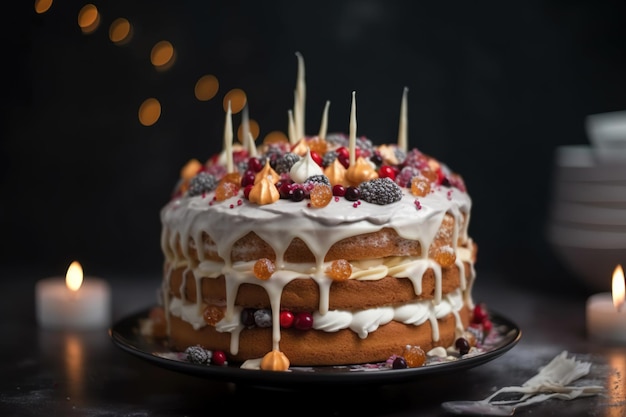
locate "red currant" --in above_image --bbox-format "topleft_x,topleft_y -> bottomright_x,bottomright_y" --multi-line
294,312 -> 313,330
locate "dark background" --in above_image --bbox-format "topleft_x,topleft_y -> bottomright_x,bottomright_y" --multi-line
3,0 -> 626,292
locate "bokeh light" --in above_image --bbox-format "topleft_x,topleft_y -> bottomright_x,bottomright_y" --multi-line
109,18 -> 133,45
151,40 -> 176,70
223,89 -> 247,114
78,4 -> 100,34
34,0 -> 53,14
195,75 -> 219,101
138,98 -> 161,126
263,130 -> 289,144
237,119 -> 260,142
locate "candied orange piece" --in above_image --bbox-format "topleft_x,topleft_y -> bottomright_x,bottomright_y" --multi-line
310,183 -> 333,207
203,304 -> 225,326
326,259 -> 352,281
219,171 -> 242,186
410,175 -> 431,197
402,345 -> 426,368
433,245 -> 456,267
215,181 -> 239,201
254,258 -> 276,280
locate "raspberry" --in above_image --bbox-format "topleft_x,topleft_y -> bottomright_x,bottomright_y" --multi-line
359,177 -> 403,205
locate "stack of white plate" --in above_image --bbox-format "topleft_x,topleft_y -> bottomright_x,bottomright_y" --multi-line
547,111 -> 626,292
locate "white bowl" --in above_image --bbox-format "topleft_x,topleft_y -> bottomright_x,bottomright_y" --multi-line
549,201 -> 626,226
585,110 -> 626,149
549,242 -> 622,292
547,222 -> 626,248
552,182 -> 626,204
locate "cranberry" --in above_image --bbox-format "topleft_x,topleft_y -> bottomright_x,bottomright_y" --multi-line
248,157 -> 263,172
280,311 -> 294,328
211,350 -> 227,366
241,170 -> 256,187
378,165 -> 396,181
240,308 -> 256,327
243,184 -> 253,199
455,337 -> 470,355
332,184 -> 346,197
370,153 -> 383,166
472,303 -> 489,324
291,188 -> 305,202
482,318 -> 493,335
392,356 -> 407,369
310,150 -> 323,167
294,312 -> 313,330
344,186 -> 360,201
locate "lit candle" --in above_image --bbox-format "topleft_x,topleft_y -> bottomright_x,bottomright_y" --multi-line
349,91 -> 357,166
398,86 -> 408,153
288,109 -> 296,145
35,261 -> 111,330
318,100 -> 330,140
586,264 -> 626,344
294,51 -> 306,141
224,100 -> 234,172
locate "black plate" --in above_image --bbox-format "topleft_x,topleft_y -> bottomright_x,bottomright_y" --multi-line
110,307 -> 521,387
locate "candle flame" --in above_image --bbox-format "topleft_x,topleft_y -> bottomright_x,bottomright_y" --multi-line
66,261 -> 83,292
612,264 -> 625,312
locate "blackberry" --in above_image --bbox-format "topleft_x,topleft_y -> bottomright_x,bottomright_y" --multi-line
185,345 -> 212,364
304,174 -> 331,187
254,309 -> 272,327
325,133 -> 349,148
188,172 -> 218,196
356,136 -> 375,158
359,177 -> 403,205
322,150 -> 338,167
271,152 -> 300,174
394,147 -> 407,165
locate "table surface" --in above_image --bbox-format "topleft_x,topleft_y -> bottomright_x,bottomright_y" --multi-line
2,268 -> 625,417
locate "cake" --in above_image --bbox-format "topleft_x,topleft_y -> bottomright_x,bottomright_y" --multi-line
155,55 -> 483,371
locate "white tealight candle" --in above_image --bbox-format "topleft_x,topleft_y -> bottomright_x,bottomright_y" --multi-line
318,100 -> 330,140
586,264 -> 626,344
35,261 -> 111,330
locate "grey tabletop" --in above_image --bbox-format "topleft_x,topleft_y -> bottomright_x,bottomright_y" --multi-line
1,268 -> 624,417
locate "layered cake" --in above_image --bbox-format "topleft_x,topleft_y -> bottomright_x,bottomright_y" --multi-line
156,55 -> 482,371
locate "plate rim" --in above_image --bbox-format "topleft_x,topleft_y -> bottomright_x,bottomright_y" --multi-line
110,307 -> 522,386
